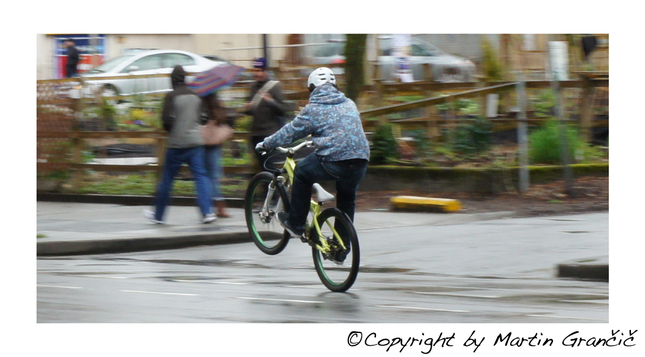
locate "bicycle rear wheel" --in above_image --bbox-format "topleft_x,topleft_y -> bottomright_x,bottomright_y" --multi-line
311,208 -> 360,292
244,171 -> 290,255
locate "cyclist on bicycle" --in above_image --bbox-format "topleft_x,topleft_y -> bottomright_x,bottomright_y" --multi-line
256,67 -> 370,260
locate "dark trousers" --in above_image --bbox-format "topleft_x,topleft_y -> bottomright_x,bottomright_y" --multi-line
66,66 -> 77,78
289,153 -> 368,231
153,146 -> 212,220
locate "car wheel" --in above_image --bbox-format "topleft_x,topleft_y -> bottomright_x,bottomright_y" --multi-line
101,85 -> 120,105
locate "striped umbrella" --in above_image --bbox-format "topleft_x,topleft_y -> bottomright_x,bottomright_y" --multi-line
188,64 -> 245,97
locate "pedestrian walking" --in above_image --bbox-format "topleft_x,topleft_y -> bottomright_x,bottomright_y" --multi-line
64,38 -> 80,78
203,92 -> 232,218
242,57 -> 288,172
144,65 -> 216,224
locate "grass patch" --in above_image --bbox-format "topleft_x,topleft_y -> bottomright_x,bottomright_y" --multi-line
77,172 -> 248,197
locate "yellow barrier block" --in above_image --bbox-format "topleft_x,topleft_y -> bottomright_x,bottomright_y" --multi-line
390,196 -> 462,213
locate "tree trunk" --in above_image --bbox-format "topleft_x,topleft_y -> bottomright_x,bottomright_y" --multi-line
345,34 -> 367,102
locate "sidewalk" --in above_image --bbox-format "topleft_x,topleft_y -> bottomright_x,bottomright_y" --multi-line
36,201 -> 607,281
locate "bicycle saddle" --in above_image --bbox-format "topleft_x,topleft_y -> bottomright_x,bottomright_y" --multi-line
313,183 -> 335,203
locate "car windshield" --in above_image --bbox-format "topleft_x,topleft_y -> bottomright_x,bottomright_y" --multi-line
314,43 -> 345,57
85,54 -> 135,73
378,38 -> 443,56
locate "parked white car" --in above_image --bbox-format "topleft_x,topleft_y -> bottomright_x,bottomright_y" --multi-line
79,50 -> 225,98
308,37 -> 477,82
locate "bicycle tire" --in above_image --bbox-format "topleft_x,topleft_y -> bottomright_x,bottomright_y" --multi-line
244,171 -> 291,255
311,208 -> 360,292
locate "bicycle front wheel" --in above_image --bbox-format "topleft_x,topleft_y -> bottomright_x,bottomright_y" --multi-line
311,208 -> 360,292
244,171 -> 290,255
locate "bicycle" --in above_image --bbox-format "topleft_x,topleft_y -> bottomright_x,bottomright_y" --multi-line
244,140 -> 360,292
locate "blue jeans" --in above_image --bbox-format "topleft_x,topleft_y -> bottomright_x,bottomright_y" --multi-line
288,153 -> 368,231
204,145 -> 224,201
152,146 -> 212,221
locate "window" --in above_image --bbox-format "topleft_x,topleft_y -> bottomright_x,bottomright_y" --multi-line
127,54 -> 163,71
90,54 -> 134,73
410,44 -> 429,56
164,53 -> 195,68
314,43 -> 344,58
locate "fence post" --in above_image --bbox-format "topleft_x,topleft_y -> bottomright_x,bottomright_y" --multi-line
422,63 -> 434,82
71,77 -> 86,191
373,79 -> 387,126
372,62 -> 381,83
422,64 -> 439,140
516,73 -> 530,193
70,134 -> 85,191
549,69 -> 575,196
579,74 -> 594,143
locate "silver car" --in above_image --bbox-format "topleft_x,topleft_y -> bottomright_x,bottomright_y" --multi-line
377,37 -> 476,82
308,37 -> 476,82
80,50 -> 224,97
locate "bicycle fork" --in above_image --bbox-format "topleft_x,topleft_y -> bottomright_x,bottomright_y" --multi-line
259,177 -> 285,223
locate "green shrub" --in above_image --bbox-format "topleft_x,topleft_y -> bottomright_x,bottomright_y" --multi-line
529,119 -> 584,164
370,123 -> 399,164
409,129 -> 433,160
481,37 -> 503,81
532,89 -> 556,117
448,116 -> 493,155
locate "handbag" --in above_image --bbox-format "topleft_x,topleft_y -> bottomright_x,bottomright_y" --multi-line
201,120 -> 234,146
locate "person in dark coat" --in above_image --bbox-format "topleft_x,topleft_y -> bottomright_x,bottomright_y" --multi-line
64,38 -> 80,78
242,57 -> 288,171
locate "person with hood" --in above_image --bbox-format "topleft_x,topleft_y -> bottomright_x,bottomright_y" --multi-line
242,57 -> 288,172
255,67 -> 370,263
144,65 -> 216,224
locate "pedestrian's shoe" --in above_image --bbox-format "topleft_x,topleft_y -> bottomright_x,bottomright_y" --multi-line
202,213 -> 217,224
143,209 -> 164,224
277,212 -> 304,238
216,200 -> 232,218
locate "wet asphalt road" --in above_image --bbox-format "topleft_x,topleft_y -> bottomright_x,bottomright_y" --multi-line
37,213 -> 608,323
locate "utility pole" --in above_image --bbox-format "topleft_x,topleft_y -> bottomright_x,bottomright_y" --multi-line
516,72 -> 530,193
262,34 -> 269,67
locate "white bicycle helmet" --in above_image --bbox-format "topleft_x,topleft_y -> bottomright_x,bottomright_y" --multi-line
307,67 -> 337,92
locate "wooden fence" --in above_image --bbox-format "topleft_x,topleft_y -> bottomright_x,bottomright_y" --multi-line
37,68 -> 608,190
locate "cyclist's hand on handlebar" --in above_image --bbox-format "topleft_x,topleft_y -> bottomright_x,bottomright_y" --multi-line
255,141 -> 266,154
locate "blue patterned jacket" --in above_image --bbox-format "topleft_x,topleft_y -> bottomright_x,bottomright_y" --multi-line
262,83 -> 370,162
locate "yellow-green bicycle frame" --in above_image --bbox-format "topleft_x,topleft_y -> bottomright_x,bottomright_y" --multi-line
276,141 -> 347,255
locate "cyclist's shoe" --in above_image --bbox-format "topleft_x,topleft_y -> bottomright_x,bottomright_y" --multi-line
143,209 -> 164,224
277,212 -> 305,238
202,213 -> 217,224
333,248 -> 350,265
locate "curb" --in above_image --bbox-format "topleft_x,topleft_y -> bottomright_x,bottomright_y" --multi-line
37,231 -> 251,256
557,263 -> 608,282
37,192 -> 245,208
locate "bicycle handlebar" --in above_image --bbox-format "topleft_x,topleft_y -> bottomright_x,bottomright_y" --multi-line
275,140 -> 314,154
